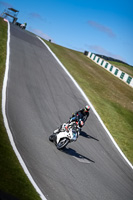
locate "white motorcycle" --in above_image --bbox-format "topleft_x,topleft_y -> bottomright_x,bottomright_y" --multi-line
49,122 -> 80,150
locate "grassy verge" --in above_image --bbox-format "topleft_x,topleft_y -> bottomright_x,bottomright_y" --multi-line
44,40 -> 133,164
0,18 -> 41,200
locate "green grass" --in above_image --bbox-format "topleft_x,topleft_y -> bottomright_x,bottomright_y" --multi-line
0,18 -> 41,200
44,40 -> 133,164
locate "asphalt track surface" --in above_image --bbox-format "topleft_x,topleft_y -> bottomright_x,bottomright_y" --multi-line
6,24 -> 133,200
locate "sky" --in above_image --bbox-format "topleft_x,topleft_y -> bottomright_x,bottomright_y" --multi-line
0,0 -> 133,66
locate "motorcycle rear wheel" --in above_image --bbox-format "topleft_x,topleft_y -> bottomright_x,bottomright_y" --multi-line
49,134 -> 56,142
56,138 -> 70,150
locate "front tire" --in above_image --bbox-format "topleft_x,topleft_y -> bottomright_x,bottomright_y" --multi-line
56,138 -> 70,150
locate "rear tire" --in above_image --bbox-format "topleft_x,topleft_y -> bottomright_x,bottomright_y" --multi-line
56,138 -> 70,150
49,134 -> 56,142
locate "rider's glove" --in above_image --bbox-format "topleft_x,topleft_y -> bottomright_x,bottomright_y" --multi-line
69,118 -> 72,123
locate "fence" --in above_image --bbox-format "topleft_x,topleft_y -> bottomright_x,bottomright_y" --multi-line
85,52 -> 133,88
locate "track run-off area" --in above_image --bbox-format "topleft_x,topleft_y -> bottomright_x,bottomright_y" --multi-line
3,23 -> 133,200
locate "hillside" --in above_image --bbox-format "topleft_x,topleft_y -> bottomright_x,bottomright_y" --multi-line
43,39 -> 133,164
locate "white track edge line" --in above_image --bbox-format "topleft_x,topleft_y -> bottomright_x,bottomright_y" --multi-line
37,36 -> 133,170
2,22 -> 47,200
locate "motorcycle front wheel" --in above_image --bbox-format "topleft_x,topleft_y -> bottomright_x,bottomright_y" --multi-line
56,138 -> 70,150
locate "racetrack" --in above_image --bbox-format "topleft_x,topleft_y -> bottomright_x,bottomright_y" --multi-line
5,23 -> 133,200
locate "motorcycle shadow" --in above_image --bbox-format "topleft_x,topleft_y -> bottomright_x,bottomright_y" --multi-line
62,147 -> 95,163
80,131 -> 99,141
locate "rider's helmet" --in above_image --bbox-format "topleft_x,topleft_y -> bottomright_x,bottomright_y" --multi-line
79,120 -> 84,127
84,105 -> 90,112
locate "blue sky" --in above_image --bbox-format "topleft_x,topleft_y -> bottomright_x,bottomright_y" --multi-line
0,0 -> 133,65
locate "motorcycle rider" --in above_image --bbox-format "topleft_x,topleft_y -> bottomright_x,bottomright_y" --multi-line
20,22 -> 27,29
69,105 -> 90,134
54,105 -> 90,140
